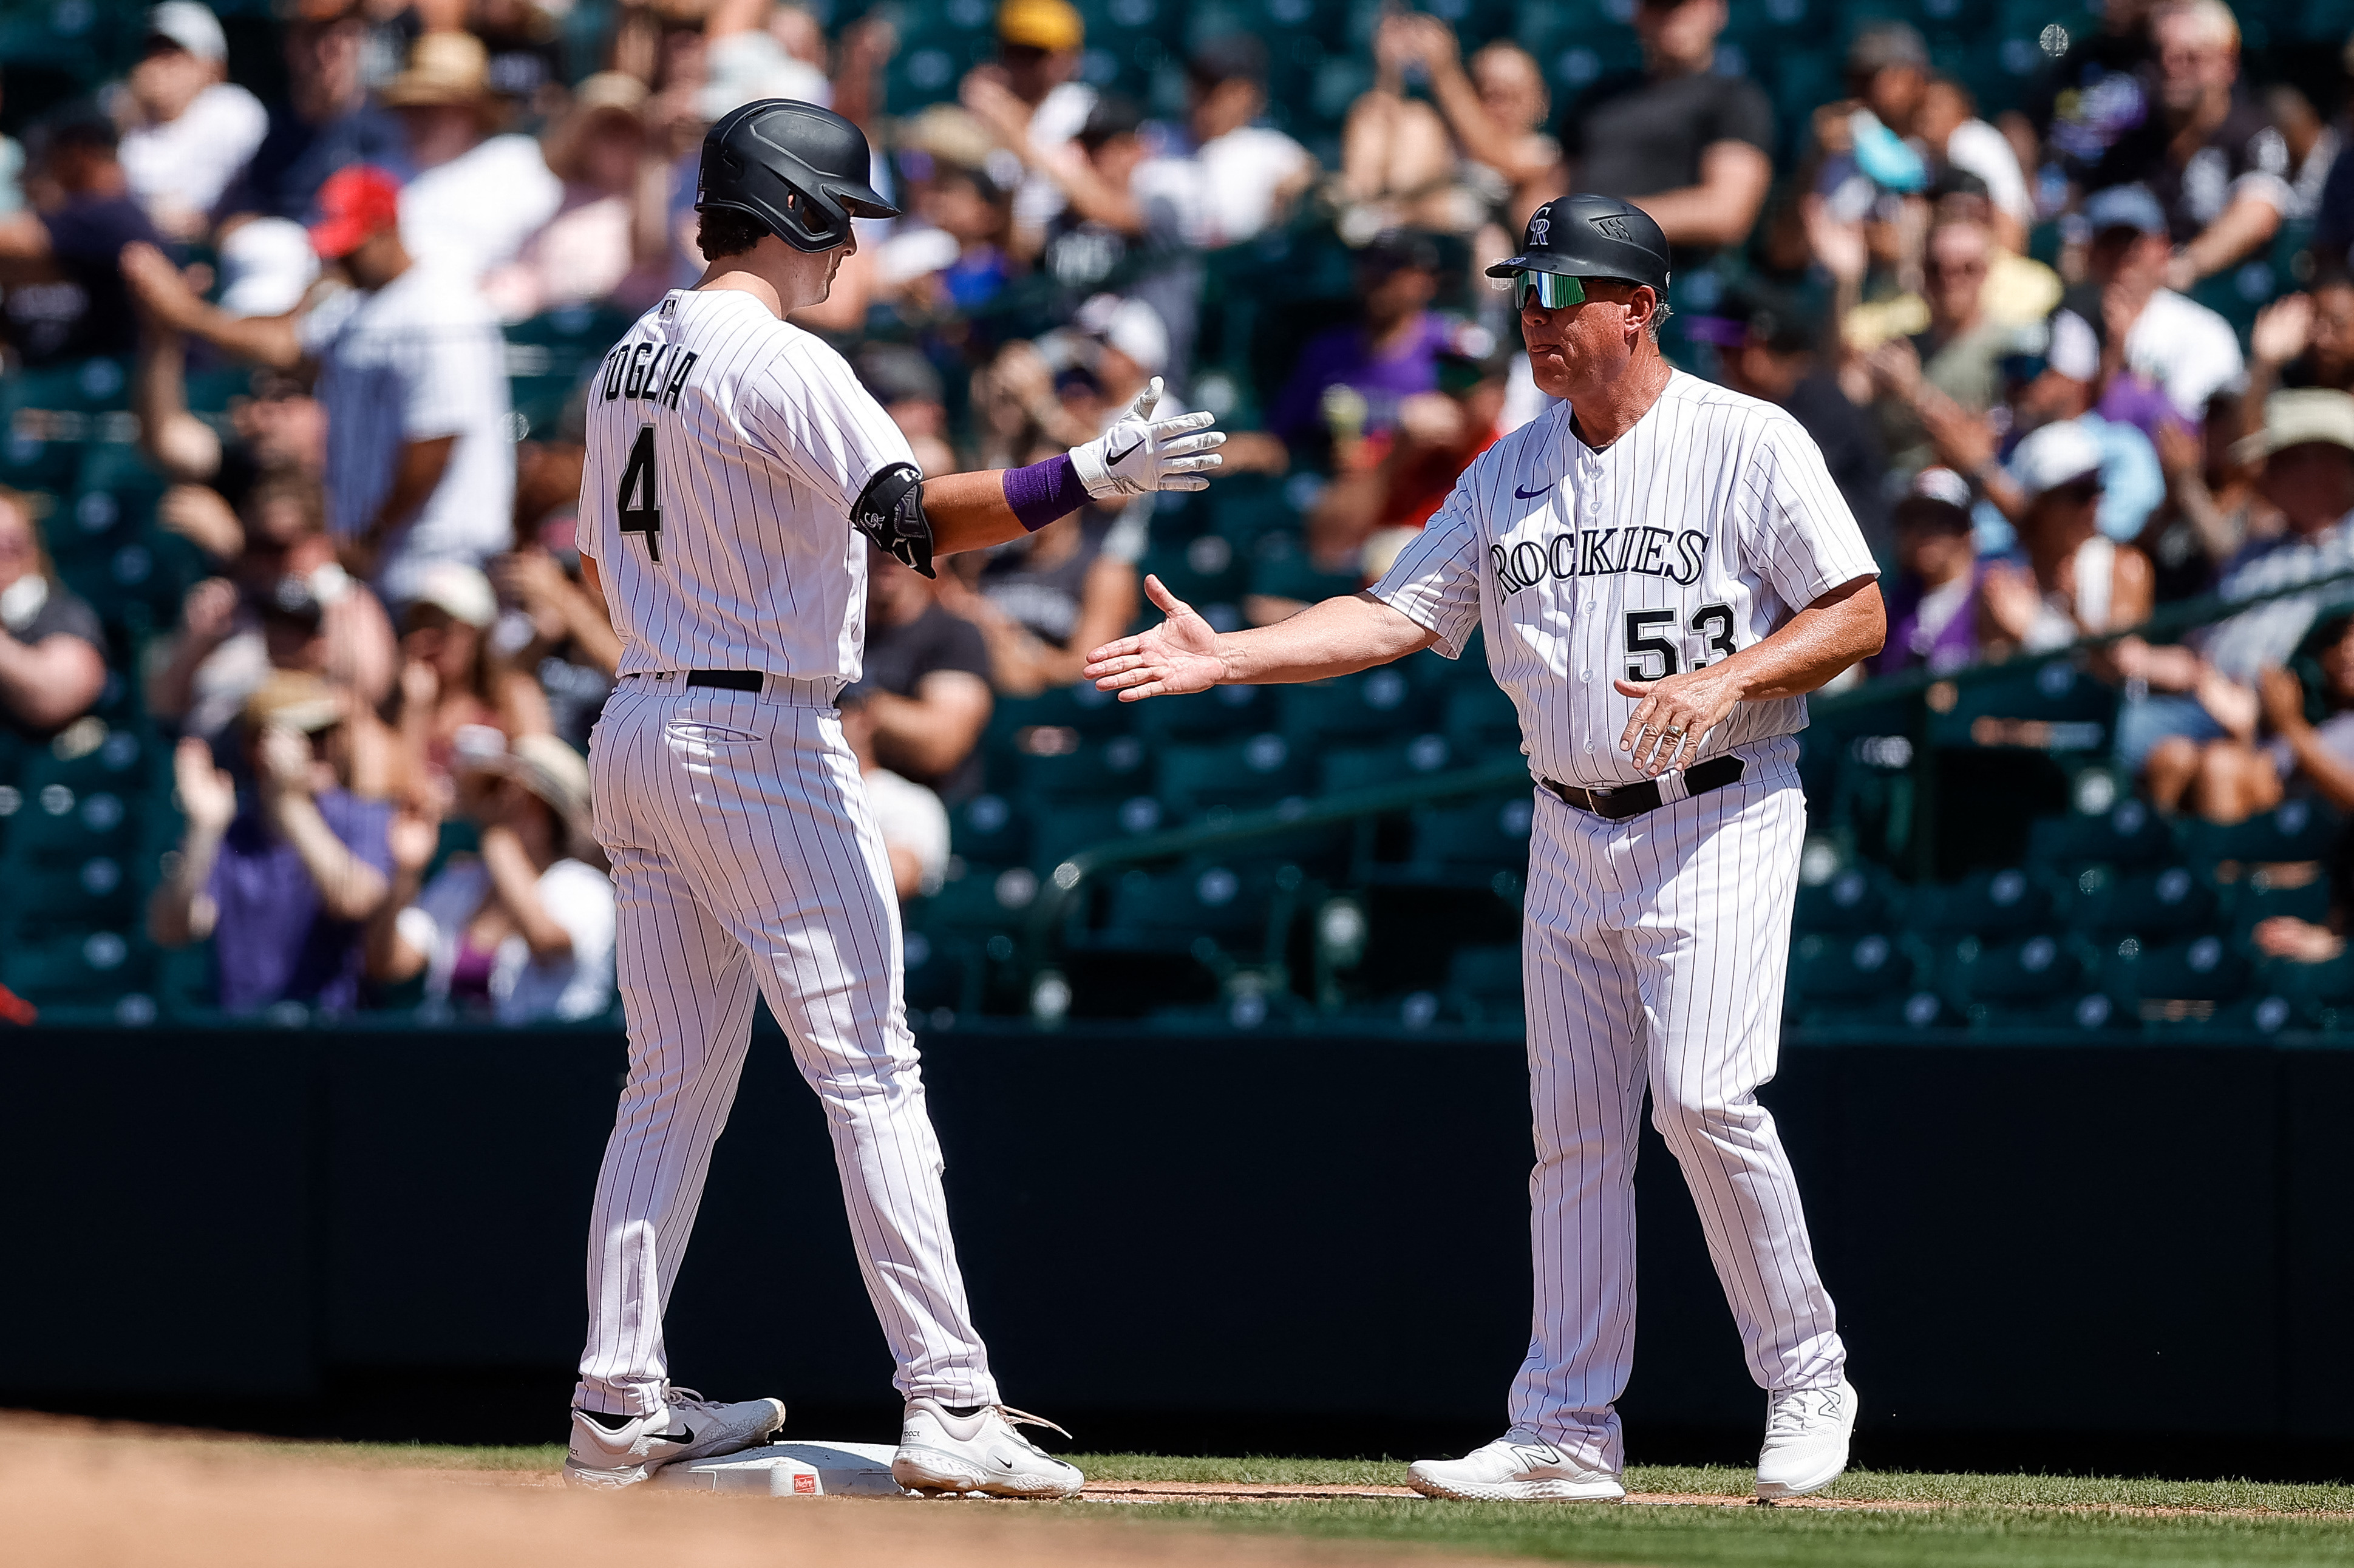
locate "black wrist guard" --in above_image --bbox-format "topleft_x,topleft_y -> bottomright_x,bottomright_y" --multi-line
851,462 -> 934,579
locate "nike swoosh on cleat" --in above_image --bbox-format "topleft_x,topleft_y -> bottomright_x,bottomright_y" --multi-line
1514,483 -> 1553,500
647,1426 -> 696,1445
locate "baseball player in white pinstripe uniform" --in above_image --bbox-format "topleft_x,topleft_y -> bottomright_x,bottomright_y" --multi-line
1086,196 -> 1885,1502
562,100 -> 1223,1492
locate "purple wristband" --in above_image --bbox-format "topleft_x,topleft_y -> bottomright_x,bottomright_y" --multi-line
1002,451 -> 1091,533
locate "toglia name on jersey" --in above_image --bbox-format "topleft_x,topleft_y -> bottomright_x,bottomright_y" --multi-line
1491,526 -> 1712,594
596,340 -> 699,408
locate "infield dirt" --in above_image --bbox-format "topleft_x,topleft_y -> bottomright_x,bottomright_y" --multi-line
1,1416 -> 1506,1568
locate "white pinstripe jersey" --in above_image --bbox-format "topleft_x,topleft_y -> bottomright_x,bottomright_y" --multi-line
577,289 -> 917,680
1372,370 -> 1879,789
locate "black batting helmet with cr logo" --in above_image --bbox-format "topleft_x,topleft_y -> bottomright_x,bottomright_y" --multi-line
1486,193 -> 1671,295
696,98 -> 900,253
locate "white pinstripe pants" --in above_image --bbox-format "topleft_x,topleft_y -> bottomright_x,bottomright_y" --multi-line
1510,735 -> 1843,1470
574,678 -> 996,1415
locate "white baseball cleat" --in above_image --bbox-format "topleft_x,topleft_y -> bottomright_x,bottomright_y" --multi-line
563,1386 -> 787,1489
1755,1376 -> 1858,1499
1407,1434 -> 1626,1502
892,1399 -> 1086,1499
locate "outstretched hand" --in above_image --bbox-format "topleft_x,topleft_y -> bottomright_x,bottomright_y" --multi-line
1083,574 -> 1225,701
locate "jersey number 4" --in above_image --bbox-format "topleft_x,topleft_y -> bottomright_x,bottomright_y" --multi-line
1624,603 -> 1737,680
617,425 -> 662,562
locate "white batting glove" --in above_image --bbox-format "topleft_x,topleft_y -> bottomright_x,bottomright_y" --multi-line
1069,377 -> 1227,500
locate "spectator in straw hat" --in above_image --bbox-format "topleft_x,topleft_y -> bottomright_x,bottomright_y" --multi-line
384,29 -> 561,279
150,670 -> 396,1017
483,72 -> 669,319
372,731 -> 615,1023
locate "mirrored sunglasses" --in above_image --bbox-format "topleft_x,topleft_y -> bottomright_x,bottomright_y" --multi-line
1511,271 -> 1588,310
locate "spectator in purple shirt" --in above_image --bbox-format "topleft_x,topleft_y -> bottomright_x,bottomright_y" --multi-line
1874,468 -> 1984,676
1268,229 -> 1452,456
149,670 -> 395,1016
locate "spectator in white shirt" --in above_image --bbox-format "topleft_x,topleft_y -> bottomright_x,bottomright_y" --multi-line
373,731 -> 616,1023
481,72 -> 670,322
123,165 -> 515,607
1916,73 -> 2033,251
117,1 -> 268,240
961,0 -> 1095,245
382,30 -> 562,280
1181,36 -> 1316,247
839,688 -> 951,901
2047,184 -> 2245,429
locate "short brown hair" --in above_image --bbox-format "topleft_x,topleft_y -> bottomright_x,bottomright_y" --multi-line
697,207 -> 768,260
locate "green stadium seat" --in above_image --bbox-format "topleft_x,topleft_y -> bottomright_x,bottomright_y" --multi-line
2182,799 -> 2341,872
1318,733 -> 1452,795
1399,793 -> 1532,883
2061,864 -> 2217,943
991,680 -> 1134,739
2025,798 -> 2175,872
1444,942 -> 1522,1030
1939,932 -> 2088,1023
2102,934 -> 2252,1024
2,782 -> 136,863
1137,532 -> 1246,610
1017,733 -> 1152,803
1248,540 -> 1358,608
1792,865 -> 1905,935
1157,733 -> 1310,818
1029,795 -> 1165,871
1906,867 -> 2060,938
0,929 -> 151,1008
1784,931 -> 1920,1025
907,865 -> 1038,946
1279,666 -> 1435,748
1084,860 -> 1300,960
1927,659 -> 2118,752
1133,678 -> 1276,742
2226,873 -> 2333,935
2259,952 -> 2354,1028
950,792 -> 1030,869
0,855 -> 135,935
900,927 -> 984,1018
1443,680 -> 1522,756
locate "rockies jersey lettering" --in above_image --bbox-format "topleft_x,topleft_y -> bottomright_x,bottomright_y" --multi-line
577,289 -> 917,680
1373,371 -> 1877,787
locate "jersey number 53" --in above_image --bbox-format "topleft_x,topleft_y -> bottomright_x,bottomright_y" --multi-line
617,426 -> 662,562
1624,603 -> 1737,680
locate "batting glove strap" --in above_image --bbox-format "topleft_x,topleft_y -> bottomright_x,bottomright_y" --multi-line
850,461 -> 934,579
1069,376 -> 1227,500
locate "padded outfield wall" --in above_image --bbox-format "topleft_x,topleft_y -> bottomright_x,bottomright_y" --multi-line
2,1022 -> 2350,1476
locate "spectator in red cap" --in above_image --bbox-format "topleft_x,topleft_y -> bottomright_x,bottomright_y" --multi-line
123,164 -> 515,609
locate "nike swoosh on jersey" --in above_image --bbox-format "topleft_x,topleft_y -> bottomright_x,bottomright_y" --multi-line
1514,483 -> 1554,499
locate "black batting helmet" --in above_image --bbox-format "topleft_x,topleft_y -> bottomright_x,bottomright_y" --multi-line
696,98 -> 899,253
1486,194 -> 1670,295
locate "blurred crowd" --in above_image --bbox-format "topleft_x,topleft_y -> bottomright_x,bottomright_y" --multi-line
12,0 -> 2354,1017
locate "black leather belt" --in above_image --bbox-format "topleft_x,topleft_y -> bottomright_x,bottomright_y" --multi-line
1542,755 -> 1744,821
685,670 -> 763,691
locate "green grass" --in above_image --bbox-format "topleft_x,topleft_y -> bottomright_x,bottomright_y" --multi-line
226,1444 -> 2354,1566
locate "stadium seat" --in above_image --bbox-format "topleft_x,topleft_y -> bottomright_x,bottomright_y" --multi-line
2025,798 -> 2175,873
2061,864 -> 2218,943
1792,865 -> 1905,935
1279,666 -> 1437,749
2225,869 -> 2332,934
1398,793 -> 1532,884
2,782 -> 136,864
0,855 -> 137,937
1938,932 -> 2089,1026
1133,677 -> 1276,742
1443,680 -> 1523,756
1157,733 -> 1311,818
1905,867 -> 2059,939
1444,942 -> 1523,1030
0,928 -> 151,1009
1016,733 -> 1153,803
950,792 -> 1030,869
2102,934 -> 2253,1024
1137,532 -> 1247,611
2182,799 -> 2342,872
1083,860 -> 1301,962
1784,931 -> 1922,1026
1318,733 -> 1452,795
907,865 -> 1039,947
1028,796 -> 1166,871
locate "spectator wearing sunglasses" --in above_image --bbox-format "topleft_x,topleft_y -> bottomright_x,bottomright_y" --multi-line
1978,419 -> 2155,659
